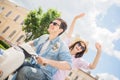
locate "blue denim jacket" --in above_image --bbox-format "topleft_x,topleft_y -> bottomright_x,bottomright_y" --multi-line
31,34 -> 72,79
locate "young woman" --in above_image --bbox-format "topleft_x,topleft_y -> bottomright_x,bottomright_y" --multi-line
53,13 -> 102,80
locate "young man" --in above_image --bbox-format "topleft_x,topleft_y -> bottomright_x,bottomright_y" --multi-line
15,18 -> 72,80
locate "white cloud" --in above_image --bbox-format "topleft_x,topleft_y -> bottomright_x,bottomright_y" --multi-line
73,0 -> 120,60
114,0 -> 120,6
91,4 -> 120,60
76,19 -> 120,60
97,73 -> 119,80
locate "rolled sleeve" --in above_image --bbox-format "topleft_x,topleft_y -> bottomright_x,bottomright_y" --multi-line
33,38 -> 40,48
58,44 -> 72,68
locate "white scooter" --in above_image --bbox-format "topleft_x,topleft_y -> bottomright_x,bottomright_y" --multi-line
0,44 -> 38,80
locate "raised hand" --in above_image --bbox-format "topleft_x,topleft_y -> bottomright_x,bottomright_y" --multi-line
89,42 -> 102,69
95,42 -> 102,54
67,13 -> 86,38
74,13 -> 85,20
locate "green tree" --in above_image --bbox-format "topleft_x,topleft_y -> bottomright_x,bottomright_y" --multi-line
23,7 -> 61,42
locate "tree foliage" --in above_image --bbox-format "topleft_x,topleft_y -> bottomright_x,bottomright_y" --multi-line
23,7 -> 61,42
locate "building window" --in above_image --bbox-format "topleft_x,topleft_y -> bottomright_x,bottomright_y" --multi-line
68,72 -> 73,76
5,11 -> 12,17
2,7 -> 4,10
0,6 -> 4,13
20,21 -> 24,25
2,26 -> 10,33
8,30 -> 16,38
15,5 -> 18,7
0,6 -> 4,10
74,76 -> 78,80
16,35 -> 24,42
14,15 -> 20,21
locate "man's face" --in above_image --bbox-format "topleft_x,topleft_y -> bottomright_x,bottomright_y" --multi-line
48,20 -> 63,35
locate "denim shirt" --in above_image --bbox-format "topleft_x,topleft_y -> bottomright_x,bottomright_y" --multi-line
31,34 -> 72,80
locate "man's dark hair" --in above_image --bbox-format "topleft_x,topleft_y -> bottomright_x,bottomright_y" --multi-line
55,18 -> 67,36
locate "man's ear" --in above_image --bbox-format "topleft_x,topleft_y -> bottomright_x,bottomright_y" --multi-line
59,28 -> 63,33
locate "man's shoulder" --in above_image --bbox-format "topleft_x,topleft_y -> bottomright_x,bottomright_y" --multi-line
40,34 -> 49,38
37,34 -> 49,41
33,34 -> 49,44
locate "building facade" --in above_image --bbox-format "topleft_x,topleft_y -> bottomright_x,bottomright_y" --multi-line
66,69 -> 98,80
0,0 -> 29,45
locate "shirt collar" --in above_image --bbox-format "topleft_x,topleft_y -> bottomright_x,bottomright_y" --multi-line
49,36 -> 60,44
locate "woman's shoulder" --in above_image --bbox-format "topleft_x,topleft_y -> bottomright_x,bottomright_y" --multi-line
73,57 -> 86,63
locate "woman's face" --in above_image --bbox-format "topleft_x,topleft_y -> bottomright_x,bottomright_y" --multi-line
73,42 -> 86,54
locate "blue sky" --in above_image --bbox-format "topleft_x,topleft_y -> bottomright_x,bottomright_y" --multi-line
10,0 -> 120,79
83,49 -> 120,79
96,4 -> 120,32
94,4 -> 120,79
114,39 -> 120,51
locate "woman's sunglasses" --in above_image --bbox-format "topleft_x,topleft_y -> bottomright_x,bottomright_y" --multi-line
77,43 -> 85,51
50,21 -> 60,26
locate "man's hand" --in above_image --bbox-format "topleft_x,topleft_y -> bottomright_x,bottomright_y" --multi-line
36,56 -> 47,66
0,70 -> 3,77
74,13 -> 85,20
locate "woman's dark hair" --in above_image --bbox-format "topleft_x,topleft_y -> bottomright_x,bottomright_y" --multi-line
55,18 -> 67,36
69,41 -> 86,58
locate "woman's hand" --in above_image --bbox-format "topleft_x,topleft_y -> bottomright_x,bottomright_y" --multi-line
95,42 -> 102,53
